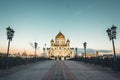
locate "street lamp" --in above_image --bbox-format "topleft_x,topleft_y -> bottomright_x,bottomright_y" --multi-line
75,47 -> 77,58
83,42 -> 87,63
106,25 -> 117,70
43,43 -> 47,58
34,42 -> 38,61
44,43 -> 46,53
6,26 -> 15,69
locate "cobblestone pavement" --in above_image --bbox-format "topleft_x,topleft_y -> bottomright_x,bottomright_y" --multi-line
0,61 -> 46,77
42,61 -> 76,80
0,60 -> 120,80
65,61 -> 120,80
0,61 -> 55,80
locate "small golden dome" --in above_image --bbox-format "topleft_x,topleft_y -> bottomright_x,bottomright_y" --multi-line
51,39 -> 54,42
67,39 -> 70,42
55,32 -> 65,38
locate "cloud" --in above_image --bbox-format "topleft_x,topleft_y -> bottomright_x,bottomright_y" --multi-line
98,50 -> 112,53
76,48 -> 112,54
77,48 -> 96,54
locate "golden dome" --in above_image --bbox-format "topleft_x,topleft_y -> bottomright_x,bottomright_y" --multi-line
51,39 -> 54,42
67,39 -> 70,42
55,32 -> 65,38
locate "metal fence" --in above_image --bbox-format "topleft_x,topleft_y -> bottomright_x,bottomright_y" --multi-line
0,56 -> 50,69
69,57 -> 120,71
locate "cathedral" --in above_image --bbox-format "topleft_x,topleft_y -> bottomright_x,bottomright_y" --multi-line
47,31 -> 74,60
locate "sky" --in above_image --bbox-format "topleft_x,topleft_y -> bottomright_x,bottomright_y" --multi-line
0,0 -> 120,55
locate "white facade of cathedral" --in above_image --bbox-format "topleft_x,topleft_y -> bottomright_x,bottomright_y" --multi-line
47,32 -> 74,60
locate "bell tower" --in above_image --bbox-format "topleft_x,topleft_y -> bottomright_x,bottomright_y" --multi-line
51,39 -> 54,46
66,39 -> 70,46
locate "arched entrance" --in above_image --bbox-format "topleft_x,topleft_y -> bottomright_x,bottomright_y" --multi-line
55,56 -> 65,60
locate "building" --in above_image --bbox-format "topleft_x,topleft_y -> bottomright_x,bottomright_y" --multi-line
47,31 -> 74,60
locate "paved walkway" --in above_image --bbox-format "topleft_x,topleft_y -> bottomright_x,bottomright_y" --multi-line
0,61 -> 55,80
0,60 -> 120,80
42,61 -> 76,80
66,61 -> 120,80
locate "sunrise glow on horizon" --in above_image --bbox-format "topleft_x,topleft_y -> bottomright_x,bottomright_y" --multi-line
0,0 -> 120,55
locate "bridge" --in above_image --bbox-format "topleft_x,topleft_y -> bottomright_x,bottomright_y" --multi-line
0,60 -> 120,80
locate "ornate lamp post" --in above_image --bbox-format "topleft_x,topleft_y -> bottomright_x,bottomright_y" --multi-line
75,47 -> 78,58
83,42 -> 87,63
106,25 -> 117,70
34,42 -> 38,61
6,26 -> 15,69
44,43 -> 46,53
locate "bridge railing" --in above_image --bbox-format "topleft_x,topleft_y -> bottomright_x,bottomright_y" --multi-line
69,57 -> 120,71
0,56 -> 50,69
